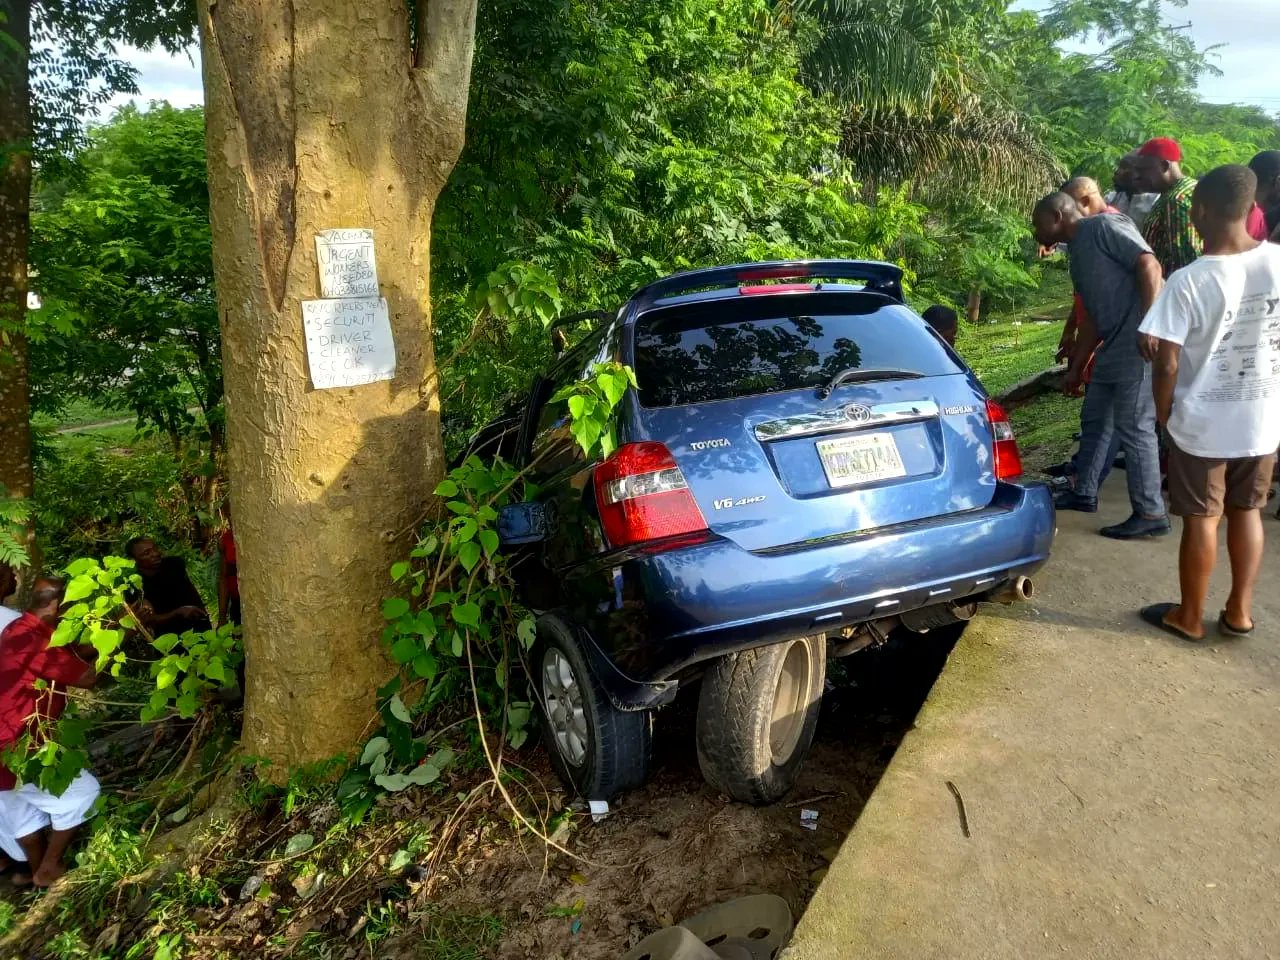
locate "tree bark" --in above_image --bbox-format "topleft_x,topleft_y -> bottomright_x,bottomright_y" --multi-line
965,287 -> 982,325
0,0 -> 36,590
198,0 -> 477,771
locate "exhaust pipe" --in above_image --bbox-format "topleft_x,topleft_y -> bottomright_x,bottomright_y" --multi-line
988,576 -> 1034,605
900,601 -> 978,634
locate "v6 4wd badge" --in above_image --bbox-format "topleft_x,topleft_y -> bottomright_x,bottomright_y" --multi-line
714,495 -> 766,510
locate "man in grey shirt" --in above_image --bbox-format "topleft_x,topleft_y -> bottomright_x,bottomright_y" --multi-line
1033,192 -> 1169,539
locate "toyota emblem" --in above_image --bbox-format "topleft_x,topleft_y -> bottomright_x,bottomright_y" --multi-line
842,403 -> 872,424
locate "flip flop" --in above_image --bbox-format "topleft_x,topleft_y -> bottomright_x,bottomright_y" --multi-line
1217,611 -> 1254,638
1140,603 -> 1203,642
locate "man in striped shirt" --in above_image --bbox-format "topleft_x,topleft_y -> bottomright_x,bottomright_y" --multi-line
1135,137 -> 1202,277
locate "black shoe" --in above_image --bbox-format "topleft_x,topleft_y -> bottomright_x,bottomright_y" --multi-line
1054,491 -> 1098,513
1100,514 -> 1171,540
1044,460 -> 1076,479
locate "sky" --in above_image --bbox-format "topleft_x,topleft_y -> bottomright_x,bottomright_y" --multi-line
110,1 -> 1280,115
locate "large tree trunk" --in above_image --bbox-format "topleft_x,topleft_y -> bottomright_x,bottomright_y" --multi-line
198,0 -> 477,770
0,0 -> 36,588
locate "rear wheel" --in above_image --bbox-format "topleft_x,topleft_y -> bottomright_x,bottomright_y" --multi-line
696,634 -> 826,805
530,614 -> 651,800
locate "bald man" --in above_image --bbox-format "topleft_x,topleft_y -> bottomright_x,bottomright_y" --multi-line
1063,176 -> 1117,218
1032,192 -> 1169,539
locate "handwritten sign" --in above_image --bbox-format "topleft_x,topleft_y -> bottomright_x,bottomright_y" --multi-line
315,228 -> 379,298
302,297 -> 396,389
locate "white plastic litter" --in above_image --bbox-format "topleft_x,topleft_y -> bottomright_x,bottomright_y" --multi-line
589,799 -> 610,823
800,809 -> 819,831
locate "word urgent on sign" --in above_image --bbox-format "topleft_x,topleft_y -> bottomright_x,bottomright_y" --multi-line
302,297 -> 396,389
315,228 -> 379,298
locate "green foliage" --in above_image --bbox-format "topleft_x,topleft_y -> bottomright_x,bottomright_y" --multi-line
30,104 -> 221,444
0,481 -> 30,569
5,555 -> 240,794
346,363 -> 634,817
551,362 -> 637,458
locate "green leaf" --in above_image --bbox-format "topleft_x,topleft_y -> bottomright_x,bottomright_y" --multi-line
390,561 -> 410,582
453,518 -> 478,542
517,618 -> 537,649
205,657 -> 226,683
374,772 -> 413,792
382,597 -> 411,620
458,541 -> 482,573
479,529 -> 500,558
360,737 -> 390,766
155,663 -> 178,691
567,394 -> 587,419
452,601 -> 481,627
387,694 -> 412,724
412,652 -> 438,680
175,690 -> 199,717
62,575 -> 98,603
284,833 -> 315,856
388,848 -> 414,874
390,633 -> 422,664
435,479 -> 459,498
451,633 -> 464,658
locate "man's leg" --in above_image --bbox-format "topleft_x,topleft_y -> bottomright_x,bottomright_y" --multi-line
1068,382 -> 1115,502
1220,455 -> 1275,631
0,789 -> 49,885
1100,377 -> 1169,538
1223,508 -> 1264,631
1165,515 -> 1220,638
20,770 -> 100,887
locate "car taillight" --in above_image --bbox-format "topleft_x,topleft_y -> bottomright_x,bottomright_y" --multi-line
594,442 -> 709,547
986,399 -> 1023,480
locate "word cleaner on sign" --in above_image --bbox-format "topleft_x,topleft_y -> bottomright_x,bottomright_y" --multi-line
315,228 -> 379,298
302,297 -> 396,389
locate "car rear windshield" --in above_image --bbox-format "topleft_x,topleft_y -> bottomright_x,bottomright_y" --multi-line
632,294 -> 962,408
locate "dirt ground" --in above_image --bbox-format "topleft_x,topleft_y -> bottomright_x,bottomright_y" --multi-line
432,628 -> 960,960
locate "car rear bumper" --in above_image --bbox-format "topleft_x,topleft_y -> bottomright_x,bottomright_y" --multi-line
570,482 -> 1054,707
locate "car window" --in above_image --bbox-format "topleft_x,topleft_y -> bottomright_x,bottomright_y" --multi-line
632,296 -> 961,408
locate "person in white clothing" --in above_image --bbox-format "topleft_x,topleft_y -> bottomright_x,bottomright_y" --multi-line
1106,150 -> 1159,232
1137,164 -> 1280,641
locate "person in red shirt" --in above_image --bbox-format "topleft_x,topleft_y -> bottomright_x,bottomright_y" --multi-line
0,579 -> 101,886
217,510 -> 241,629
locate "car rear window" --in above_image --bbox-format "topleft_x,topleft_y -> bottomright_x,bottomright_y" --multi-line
632,294 -> 962,408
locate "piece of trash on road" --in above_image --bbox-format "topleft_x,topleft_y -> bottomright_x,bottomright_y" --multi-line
588,799 -> 610,823
800,809 -> 819,831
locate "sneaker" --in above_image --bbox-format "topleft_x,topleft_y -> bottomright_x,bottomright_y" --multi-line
1054,491 -> 1098,513
1100,514 -> 1171,540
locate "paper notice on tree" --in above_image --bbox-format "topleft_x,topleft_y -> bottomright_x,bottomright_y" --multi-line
315,228 -> 379,298
302,297 -> 396,389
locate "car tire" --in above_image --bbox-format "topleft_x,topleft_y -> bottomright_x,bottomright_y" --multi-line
530,614 -> 652,800
696,634 -> 826,805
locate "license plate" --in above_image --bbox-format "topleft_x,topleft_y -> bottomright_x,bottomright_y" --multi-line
817,433 -> 907,488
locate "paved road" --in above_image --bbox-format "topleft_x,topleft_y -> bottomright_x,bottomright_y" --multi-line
785,478 -> 1280,959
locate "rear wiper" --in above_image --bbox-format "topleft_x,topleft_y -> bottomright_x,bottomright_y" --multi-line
818,367 -> 925,400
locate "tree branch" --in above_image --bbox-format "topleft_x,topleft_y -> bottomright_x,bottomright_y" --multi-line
413,0 -> 478,152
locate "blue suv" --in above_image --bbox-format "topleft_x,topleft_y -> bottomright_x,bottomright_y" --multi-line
485,261 -> 1055,804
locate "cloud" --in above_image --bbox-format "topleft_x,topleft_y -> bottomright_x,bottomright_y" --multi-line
107,44 -> 203,112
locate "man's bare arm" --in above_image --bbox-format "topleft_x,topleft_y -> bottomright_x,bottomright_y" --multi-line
1135,253 -> 1165,361
1152,339 -> 1181,427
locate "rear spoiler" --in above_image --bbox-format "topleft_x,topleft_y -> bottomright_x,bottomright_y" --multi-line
631,260 -> 906,308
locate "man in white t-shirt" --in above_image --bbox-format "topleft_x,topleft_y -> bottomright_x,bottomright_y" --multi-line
1137,164 -> 1280,641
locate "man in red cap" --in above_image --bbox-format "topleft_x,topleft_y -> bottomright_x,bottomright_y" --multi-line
1135,137 -> 1202,277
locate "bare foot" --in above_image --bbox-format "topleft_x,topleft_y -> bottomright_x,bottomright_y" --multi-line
32,860 -> 66,888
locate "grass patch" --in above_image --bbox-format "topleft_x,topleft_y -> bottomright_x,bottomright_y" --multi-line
1010,392 -> 1080,474
417,908 -> 504,960
33,396 -> 132,431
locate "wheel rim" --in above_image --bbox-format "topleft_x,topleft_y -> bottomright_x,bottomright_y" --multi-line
769,640 -> 812,765
541,647 -> 589,768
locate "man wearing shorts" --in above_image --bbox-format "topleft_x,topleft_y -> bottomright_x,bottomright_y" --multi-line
1137,165 -> 1280,641
0,579 -> 101,885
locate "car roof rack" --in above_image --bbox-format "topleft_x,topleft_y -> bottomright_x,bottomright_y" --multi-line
630,259 -> 905,309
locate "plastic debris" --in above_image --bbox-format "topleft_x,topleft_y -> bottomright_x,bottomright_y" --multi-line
571,919 -> 583,936
588,799 -> 610,823
800,809 -> 819,831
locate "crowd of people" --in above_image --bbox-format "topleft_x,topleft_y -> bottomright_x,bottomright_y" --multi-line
0,519 -> 240,887
1032,140 -> 1280,642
